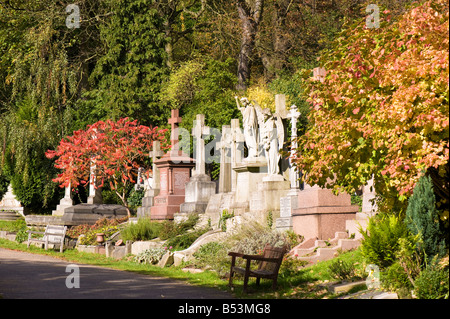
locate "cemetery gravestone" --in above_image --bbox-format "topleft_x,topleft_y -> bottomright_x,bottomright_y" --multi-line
151,109 -> 195,220
0,184 -> 28,216
137,140 -> 164,218
179,114 -> 216,215
292,183 -> 359,240
52,184 -> 74,216
276,104 -> 301,231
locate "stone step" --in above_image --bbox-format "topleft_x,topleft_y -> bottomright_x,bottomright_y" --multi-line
0,211 -> 21,221
291,231 -> 361,265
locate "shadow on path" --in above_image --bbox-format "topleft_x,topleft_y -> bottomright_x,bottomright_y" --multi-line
0,248 -> 234,299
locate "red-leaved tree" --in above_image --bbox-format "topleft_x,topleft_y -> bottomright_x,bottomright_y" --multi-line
46,118 -> 169,217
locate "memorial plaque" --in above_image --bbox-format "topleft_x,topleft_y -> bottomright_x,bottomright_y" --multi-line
280,196 -> 291,218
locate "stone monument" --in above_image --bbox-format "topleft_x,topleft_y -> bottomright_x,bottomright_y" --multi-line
137,140 -> 164,218
178,114 -> 216,215
292,183 -> 359,240
276,104 -> 301,231
150,109 -> 195,220
218,125 -> 232,193
87,162 -> 103,204
52,183 -> 74,216
0,184 -> 28,216
62,156 -> 127,226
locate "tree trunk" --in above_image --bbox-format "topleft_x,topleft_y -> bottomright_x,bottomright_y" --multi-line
259,0 -> 291,80
236,0 -> 264,92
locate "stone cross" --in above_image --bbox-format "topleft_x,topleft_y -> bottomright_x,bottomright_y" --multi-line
287,104 -> 301,189
87,161 -> 102,204
192,114 -> 210,176
64,183 -> 72,201
168,109 -> 182,152
275,94 -> 288,119
230,119 -> 245,192
150,140 -> 164,190
218,125 -> 232,193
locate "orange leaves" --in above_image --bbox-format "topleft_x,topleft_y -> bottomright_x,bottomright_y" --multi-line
295,0 -> 449,201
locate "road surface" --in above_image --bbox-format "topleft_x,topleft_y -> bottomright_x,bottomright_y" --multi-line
0,248 -> 234,299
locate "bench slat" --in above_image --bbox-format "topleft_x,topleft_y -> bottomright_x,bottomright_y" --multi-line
27,225 -> 67,253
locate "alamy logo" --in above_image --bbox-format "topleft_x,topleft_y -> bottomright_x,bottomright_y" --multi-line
366,4 -> 380,29
66,4 -> 80,29
65,264 -> 80,288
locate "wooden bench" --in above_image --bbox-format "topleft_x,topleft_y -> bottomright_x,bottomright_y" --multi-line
27,225 -> 67,253
228,243 -> 288,293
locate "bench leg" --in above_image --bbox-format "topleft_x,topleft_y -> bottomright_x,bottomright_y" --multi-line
228,256 -> 236,287
272,278 -> 278,290
243,275 -> 249,294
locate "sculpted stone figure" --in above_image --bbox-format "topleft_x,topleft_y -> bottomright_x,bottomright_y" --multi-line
235,96 -> 259,158
261,108 -> 284,177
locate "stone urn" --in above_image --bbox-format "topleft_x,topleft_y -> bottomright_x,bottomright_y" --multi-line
96,233 -> 105,244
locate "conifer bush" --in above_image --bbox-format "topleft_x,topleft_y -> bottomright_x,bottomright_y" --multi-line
405,175 -> 446,261
360,214 -> 410,269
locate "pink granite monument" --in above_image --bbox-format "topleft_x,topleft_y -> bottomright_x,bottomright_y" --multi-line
292,184 -> 359,240
150,109 -> 195,220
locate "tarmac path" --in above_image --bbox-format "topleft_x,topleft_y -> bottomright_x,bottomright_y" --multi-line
0,248 -> 234,299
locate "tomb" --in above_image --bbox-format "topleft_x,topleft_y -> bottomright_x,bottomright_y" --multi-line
0,184 -> 28,216
178,114 -> 216,216
150,109 -> 195,220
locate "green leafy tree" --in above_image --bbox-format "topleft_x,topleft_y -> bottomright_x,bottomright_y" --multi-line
78,0 -> 169,127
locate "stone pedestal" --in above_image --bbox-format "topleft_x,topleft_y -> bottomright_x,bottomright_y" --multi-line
362,177 -> 378,215
250,179 -> 290,212
292,184 -> 359,240
233,158 -> 267,204
52,197 -> 73,216
137,188 -> 159,218
248,178 -> 290,225
179,174 -> 216,214
87,187 -> 103,205
62,204 -> 128,226
0,184 -> 28,216
52,186 -> 73,216
150,150 -> 195,220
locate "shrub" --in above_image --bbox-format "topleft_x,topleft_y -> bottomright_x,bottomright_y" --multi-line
164,227 -> 209,251
405,175 -> 446,261
133,247 -> 167,265
414,257 -> 449,299
360,213 -> 410,269
328,259 -> 358,282
127,188 -> 145,212
278,255 -> 308,279
191,241 -> 230,276
229,221 -> 289,255
158,214 -> 200,240
67,217 -> 127,245
120,218 -> 161,242
0,217 -> 26,233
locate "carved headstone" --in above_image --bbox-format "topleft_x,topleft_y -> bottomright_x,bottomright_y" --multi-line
151,109 -> 195,220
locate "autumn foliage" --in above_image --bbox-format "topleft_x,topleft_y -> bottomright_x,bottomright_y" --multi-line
295,0 -> 449,214
46,118 -> 169,214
